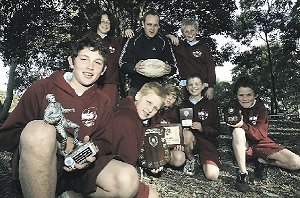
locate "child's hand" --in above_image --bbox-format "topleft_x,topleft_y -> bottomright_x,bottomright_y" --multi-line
63,136 -> 96,172
65,137 -> 75,154
227,115 -> 244,128
173,145 -> 184,151
205,88 -> 214,100
191,122 -> 202,131
57,137 -> 75,155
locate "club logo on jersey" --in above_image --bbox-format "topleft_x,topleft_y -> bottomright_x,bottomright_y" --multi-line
108,45 -> 115,53
228,107 -> 235,114
192,49 -> 202,57
249,115 -> 258,125
198,109 -> 208,120
81,107 -> 98,127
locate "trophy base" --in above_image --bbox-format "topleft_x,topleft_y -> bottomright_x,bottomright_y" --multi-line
64,141 -> 99,168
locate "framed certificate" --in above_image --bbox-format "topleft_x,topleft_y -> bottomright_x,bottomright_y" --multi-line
180,108 -> 193,127
157,123 -> 183,146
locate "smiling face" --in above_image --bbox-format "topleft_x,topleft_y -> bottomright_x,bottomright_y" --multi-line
143,14 -> 160,38
186,77 -> 204,97
236,87 -> 257,108
182,25 -> 198,42
135,91 -> 164,120
97,14 -> 111,37
68,47 -> 106,94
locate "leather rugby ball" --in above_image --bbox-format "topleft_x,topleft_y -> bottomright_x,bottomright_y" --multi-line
141,59 -> 166,78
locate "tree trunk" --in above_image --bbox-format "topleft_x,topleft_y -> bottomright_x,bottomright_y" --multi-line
264,32 -> 278,114
0,59 -> 17,122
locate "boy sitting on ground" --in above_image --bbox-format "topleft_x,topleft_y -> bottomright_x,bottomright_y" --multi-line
227,76 -> 300,192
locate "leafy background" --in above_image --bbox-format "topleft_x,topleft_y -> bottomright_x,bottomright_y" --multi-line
0,0 -> 299,121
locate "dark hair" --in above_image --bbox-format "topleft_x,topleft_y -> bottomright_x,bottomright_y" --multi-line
142,9 -> 160,23
233,76 -> 258,95
70,37 -> 108,64
186,73 -> 204,84
90,10 -> 115,35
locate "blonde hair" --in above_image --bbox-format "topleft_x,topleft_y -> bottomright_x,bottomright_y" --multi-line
180,18 -> 199,31
139,82 -> 166,101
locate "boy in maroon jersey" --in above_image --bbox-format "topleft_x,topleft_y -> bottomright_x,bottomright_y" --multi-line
228,76 -> 300,192
112,81 -> 166,198
150,81 -> 186,167
84,10 -> 134,107
181,74 -> 221,180
0,37 -> 139,197
167,18 -> 216,100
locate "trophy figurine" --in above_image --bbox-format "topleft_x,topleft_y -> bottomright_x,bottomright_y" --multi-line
223,105 -> 241,125
43,94 -> 99,169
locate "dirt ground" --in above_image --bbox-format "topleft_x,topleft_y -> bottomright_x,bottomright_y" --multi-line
0,120 -> 299,198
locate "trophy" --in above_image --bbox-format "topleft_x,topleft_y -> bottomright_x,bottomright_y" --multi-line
223,105 -> 241,125
139,127 -> 171,169
43,94 -> 99,169
64,141 -> 99,169
180,108 -> 193,127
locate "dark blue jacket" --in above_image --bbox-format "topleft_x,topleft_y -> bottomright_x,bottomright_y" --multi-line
119,29 -> 178,90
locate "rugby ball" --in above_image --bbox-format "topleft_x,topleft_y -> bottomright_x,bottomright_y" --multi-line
141,59 -> 166,78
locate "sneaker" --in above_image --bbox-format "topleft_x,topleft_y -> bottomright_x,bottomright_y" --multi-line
58,192 -> 70,198
254,159 -> 267,180
235,173 -> 250,192
184,159 -> 196,176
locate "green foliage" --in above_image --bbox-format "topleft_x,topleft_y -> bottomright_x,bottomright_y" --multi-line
1,0 -> 73,94
214,81 -> 233,109
229,0 -> 298,113
232,0 -> 294,45
1,0 -> 298,116
231,43 -> 300,112
0,0 -> 237,94
144,0 -> 237,36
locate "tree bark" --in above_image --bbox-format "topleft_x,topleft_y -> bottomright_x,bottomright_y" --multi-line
264,31 -> 279,114
0,59 -> 17,122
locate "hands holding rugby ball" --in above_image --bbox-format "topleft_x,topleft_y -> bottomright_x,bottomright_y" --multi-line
134,59 -> 171,78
